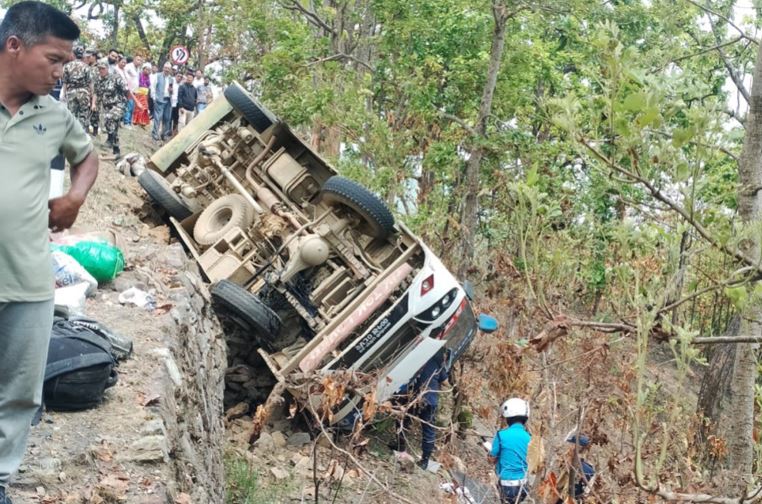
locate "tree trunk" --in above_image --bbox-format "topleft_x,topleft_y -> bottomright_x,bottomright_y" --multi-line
111,3 -> 120,47
696,316 -> 738,447
455,0 -> 510,281
725,36 -> 762,495
132,15 -> 152,58
451,0 -> 510,435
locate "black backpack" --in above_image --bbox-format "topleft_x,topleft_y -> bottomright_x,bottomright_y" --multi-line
43,317 -> 120,411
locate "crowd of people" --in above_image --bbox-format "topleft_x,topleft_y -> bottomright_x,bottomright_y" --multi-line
59,46 -> 214,159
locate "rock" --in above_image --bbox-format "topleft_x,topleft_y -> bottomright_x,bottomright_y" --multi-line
110,270 -> 148,293
162,243 -> 188,270
292,454 -> 312,476
225,402 -> 249,421
36,457 -> 62,471
290,453 -> 307,466
174,492 -> 192,504
449,455 -> 467,474
254,432 -> 275,452
393,451 -> 416,473
270,467 -> 290,480
322,459 -> 345,482
120,435 -> 168,463
316,432 -> 333,449
141,419 -> 166,436
287,432 -> 311,447
271,431 -> 287,449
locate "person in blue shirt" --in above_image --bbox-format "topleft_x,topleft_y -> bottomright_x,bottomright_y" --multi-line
489,398 -> 531,503
556,433 -> 595,502
390,350 -> 449,469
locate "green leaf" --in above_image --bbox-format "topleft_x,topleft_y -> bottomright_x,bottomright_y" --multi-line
526,166 -> 539,186
622,92 -> 647,112
672,126 -> 696,148
638,106 -> 661,127
675,163 -> 690,182
725,286 -> 749,310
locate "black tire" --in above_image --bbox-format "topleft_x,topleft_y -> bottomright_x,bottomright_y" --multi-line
193,194 -> 256,245
224,83 -> 277,133
138,170 -> 194,220
320,176 -> 395,239
211,280 -> 282,348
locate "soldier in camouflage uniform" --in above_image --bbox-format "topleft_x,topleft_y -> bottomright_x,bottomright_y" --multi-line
86,49 -> 100,135
94,60 -> 137,159
60,46 -> 93,131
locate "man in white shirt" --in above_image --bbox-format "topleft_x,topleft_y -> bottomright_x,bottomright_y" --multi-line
192,68 -> 204,89
122,55 -> 140,126
170,72 -> 181,136
150,62 -> 173,141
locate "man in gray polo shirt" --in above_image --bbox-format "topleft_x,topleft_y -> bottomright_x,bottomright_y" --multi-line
0,3 -> 98,503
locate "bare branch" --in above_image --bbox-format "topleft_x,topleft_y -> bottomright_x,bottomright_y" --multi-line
645,129 -> 739,162
684,0 -> 759,46
307,53 -> 374,72
670,36 -> 746,66
305,405 -> 419,504
578,138 -> 761,274
693,335 -> 762,344
705,9 -> 751,104
654,486 -> 762,503
655,267 -> 755,317
279,0 -> 336,36
439,112 -> 479,137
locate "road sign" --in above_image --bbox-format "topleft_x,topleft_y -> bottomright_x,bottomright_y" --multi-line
170,45 -> 189,65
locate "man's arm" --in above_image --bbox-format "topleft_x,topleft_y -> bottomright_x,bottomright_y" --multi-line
48,150 -> 98,231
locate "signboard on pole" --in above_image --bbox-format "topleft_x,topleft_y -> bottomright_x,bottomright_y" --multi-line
170,45 -> 189,65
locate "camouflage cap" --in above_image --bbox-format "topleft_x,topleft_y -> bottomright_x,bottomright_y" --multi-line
74,46 -> 84,58
96,60 -> 108,69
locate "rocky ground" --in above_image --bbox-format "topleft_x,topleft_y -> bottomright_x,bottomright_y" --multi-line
9,125 -> 500,504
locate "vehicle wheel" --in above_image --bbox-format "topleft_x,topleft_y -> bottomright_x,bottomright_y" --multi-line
193,194 -> 256,246
223,83 -> 277,133
320,176 -> 395,239
138,170 -> 194,220
211,280 -> 282,349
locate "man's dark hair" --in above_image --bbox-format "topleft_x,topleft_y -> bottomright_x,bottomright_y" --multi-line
109,48 -> 118,54
0,1 -> 80,51
506,416 -> 527,426
126,56 -> 133,63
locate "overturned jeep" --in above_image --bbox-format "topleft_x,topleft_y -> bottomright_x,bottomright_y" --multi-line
139,82 -> 496,424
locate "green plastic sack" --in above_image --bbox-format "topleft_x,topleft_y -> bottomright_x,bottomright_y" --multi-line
56,241 -> 125,282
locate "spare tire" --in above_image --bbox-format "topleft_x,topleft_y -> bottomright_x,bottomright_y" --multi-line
224,83 -> 277,133
193,194 -> 256,246
138,170 -> 194,220
211,280 -> 281,349
320,176 -> 395,239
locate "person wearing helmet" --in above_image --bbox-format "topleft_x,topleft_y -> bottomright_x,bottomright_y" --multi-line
489,398 -> 531,503
554,433 -> 595,502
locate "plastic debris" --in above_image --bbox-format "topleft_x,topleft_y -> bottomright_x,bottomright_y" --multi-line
440,482 -> 476,504
52,229 -> 123,250
118,287 -> 156,311
52,250 -> 97,296
54,282 -> 90,314
55,241 -> 125,283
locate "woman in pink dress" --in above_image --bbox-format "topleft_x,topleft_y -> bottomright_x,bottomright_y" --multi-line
132,63 -> 151,127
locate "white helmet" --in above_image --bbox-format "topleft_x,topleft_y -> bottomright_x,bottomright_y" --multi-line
501,398 -> 529,418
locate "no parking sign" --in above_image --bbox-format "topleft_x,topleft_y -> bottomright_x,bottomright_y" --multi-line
170,45 -> 189,65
